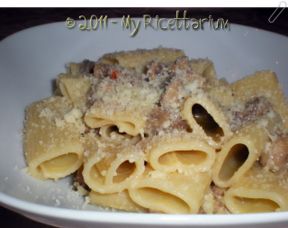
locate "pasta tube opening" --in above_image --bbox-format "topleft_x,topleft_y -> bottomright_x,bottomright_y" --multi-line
116,122 -> 137,134
100,125 -> 141,145
213,125 -> 268,188
192,104 -> 224,142
224,166 -> 288,213
159,150 -> 207,166
38,153 -> 82,179
130,187 -> 190,213
219,144 -> 249,181
106,125 -> 128,136
149,136 -> 215,173
232,196 -> 280,213
84,114 -> 140,136
83,150 -> 145,193
100,125 -> 130,139
113,161 -> 136,183
84,116 -> 111,128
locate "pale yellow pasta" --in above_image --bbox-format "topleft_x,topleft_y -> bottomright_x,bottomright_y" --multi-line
128,167 -> 211,213
190,58 -> 216,82
82,137 -> 145,193
89,190 -> 147,212
98,47 -> 185,73
206,82 -> 236,107
24,96 -> 84,180
67,63 -> 81,75
57,74 -> 91,110
84,73 -> 160,136
66,60 -> 95,76
224,165 -> 288,213
181,92 -> 233,146
23,48 -> 288,214
147,134 -> 216,174
231,70 -> 288,128
85,106 -> 145,136
212,124 -> 268,188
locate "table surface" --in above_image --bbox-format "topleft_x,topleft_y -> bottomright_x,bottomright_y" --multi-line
0,7 -> 287,228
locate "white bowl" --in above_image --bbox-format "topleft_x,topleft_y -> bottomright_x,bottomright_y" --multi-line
0,20 -> 288,228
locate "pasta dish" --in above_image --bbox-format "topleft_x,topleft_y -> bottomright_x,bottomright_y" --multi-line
23,48 -> 288,214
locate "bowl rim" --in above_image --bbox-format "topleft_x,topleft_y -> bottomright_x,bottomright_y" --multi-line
1,192 -> 288,225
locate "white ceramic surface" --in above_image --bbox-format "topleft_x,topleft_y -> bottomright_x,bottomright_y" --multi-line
0,20 -> 288,228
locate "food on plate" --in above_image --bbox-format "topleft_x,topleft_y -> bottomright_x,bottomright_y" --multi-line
23,48 -> 288,214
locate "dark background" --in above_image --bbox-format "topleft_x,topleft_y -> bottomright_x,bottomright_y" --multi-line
0,8 -> 288,41
0,7 -> 287,227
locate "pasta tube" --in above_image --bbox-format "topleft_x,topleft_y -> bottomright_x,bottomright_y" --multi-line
24,96 -> 84,180
128,167 -> 211,213
57,74 -> 91,110
182,91 -> 233,146
231,70 -> 288,128
98,47 -> 185,73
147,133 -> 216,174
213,124 -> 268,188
224,165 -> 288,213
82,140 -> 145,193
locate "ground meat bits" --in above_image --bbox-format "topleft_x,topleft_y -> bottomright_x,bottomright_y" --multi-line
260,136 -> 288,172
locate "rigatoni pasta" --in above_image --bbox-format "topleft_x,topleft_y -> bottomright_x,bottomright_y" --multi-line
24,96 -> 84,179
57,74 -> 91,110
84,68 -> 161,136
98,47 -> 185,73
82,134 -> 145,193
147,133 -> 216,173
84,105 -> 146,136
23,47 -> 288,214
212,123 -> 268,188
128,166 -> 211,213
224,165 -> 288,213
230,70 -> 288,128
181,92 -> 233,147
189,58 -> 216,83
